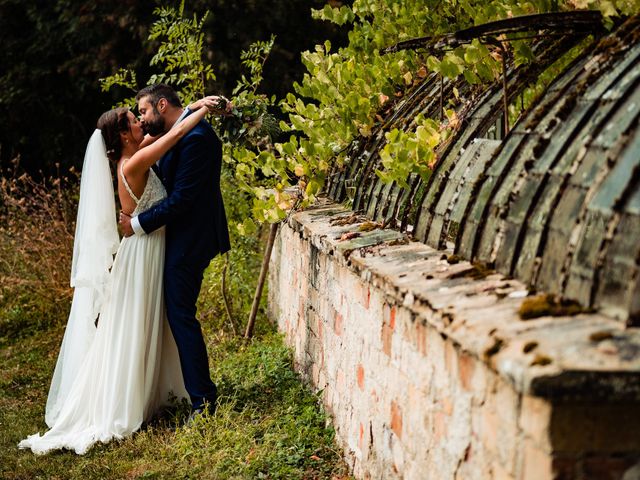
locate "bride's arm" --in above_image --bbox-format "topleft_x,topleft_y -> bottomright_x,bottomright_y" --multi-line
139,133 -> 163,149
124,96 -> 219,176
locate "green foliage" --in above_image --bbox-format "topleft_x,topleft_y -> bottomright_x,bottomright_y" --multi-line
101,1 -> 213,106
197,169 -> 266,335
99,69 -> 139,108
234,35 -> 276,95
147,0 -> 215,104
376,115 -> 440,188
218,35 -> 281,148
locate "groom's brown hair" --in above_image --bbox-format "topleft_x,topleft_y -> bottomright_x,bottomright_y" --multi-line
136,84 -> 182,109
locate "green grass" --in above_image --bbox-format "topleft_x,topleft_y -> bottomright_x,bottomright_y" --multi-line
0,323 -> 351,479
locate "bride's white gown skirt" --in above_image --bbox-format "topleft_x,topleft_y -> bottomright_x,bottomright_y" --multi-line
19,228 -> 188,455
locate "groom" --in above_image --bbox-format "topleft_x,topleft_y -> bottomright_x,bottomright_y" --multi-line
120,83 -> 230,415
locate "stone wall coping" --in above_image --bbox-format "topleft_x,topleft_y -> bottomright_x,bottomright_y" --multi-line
288,200 -> 640,401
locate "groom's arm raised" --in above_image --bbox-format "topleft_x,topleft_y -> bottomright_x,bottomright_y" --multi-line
124,97 -> 218,178
132,130 -> 219,235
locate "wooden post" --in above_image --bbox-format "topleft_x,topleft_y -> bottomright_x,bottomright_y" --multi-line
244,222 -> 279,339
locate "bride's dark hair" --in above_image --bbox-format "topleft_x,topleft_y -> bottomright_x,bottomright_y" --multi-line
97,108 -> 130,162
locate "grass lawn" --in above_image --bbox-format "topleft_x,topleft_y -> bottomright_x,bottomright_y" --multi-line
0,322 -> 351,479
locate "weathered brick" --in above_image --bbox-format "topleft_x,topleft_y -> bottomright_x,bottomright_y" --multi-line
357,364 -> 365,391
390,400 -> 403,440
381,323 -> 393,357
458,350 -> 475,392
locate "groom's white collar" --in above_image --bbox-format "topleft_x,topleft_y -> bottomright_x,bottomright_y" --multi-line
171,108 -> 190,129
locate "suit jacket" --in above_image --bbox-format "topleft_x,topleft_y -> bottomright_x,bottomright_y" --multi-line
138,118 -> 231,267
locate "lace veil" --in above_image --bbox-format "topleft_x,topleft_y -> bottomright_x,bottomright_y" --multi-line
45,129 -> 120,426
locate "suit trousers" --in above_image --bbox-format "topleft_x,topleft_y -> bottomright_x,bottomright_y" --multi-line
164,261 -> 217,411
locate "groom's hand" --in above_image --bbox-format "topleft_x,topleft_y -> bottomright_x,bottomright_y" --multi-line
119,211 -> 134,237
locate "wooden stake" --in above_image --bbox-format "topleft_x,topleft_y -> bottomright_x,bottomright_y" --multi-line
245,222 -> 279,339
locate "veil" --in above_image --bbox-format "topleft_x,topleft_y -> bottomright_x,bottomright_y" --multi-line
45,129 -> 120,426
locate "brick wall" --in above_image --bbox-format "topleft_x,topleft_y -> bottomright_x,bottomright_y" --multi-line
268,203 -> 640,480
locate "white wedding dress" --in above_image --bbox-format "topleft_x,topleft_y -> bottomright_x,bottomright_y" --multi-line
19,162 -> 188,455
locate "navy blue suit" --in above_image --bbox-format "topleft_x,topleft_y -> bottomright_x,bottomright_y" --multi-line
138,117 -> 230,411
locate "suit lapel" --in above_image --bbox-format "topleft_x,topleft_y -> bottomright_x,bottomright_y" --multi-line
158,147 -> 177,193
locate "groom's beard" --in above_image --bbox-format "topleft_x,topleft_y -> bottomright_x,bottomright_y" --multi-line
142,114 -> 166,136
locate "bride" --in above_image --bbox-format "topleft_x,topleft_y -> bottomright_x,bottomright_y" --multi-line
19,95 -> 223,455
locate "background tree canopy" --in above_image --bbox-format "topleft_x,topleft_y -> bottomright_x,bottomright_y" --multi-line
0,0 -> 348,176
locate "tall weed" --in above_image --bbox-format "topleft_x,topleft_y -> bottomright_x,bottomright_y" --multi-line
0,160 -> 77,341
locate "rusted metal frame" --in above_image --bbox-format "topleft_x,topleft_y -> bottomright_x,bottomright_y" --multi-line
381,74 -> 438,129
494,56 -> 601,276
350,31 -> 580,220
372,76 -> 468,224
482,37 -> 511,137
515,91 -> 639,284
557,27 -> 640,314
399,173 -> 425,232
325,79 -> 434,202
439,75 -> 444,120
387,172 -> 418,229
374,80 -> 458,223
373,77 -> 463,226
352,134 -> 394,211
459,11 -> 603,38
333,17 -> 595,226
335,109 -> 397,206
372,179 -> 397,224
335,77 -> 437,208
356,78 -> 441,214
589,142 -> 640,310
382,11 -> 603,55
326,141 -> 361,201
